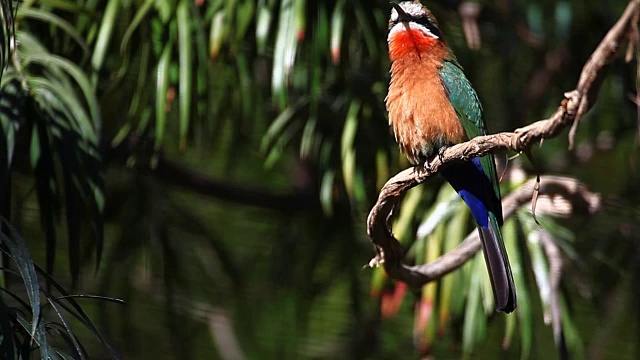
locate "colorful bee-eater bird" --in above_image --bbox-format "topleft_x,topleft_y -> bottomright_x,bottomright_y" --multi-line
386,1 -> 516,313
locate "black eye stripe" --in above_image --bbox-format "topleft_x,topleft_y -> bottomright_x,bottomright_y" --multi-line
414,16 -> 442,38
389,14 -> 443,39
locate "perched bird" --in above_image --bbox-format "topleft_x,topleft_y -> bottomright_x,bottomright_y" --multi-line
385,1 -> 516,313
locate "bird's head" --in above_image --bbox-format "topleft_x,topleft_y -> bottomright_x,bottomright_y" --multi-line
387,1 -> 444,60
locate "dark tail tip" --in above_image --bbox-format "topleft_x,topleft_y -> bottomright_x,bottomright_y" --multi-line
478,226 -> 517,313
498,288 -> 517,313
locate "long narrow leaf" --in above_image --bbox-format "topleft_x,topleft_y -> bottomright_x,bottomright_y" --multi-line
177,0 -> 192,150
17,8 -> 89,56
22,53 -> 101,134
272,0 -> 297,101
91,0 -> 120,74
504,217 -> 531,358
120,0 -> 154,54
0,219 -> 46,355
155,43 -> 172,150
34,264 -> 121,359
330,0 -> 345,64
341,100 -> 360,197
46,298 -> 87,360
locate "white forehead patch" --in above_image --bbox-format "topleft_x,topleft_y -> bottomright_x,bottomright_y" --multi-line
390,2 -> 428,23
387,21 -> 439,43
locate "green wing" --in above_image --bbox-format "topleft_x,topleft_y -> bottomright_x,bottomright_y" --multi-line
439,60 -> 502,205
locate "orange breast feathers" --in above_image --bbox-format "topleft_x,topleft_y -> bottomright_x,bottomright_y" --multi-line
386,28 -> 466,165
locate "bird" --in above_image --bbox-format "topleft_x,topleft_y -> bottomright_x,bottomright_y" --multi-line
385,0 -> 516,313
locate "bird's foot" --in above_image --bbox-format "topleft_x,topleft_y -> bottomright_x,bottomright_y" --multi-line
412,160 -> 431,175
437,145 -> 449,163
365,247 -> 385,268
423,160 -> 431,173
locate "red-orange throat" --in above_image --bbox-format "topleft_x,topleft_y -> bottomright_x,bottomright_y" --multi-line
388,26 -> 444,62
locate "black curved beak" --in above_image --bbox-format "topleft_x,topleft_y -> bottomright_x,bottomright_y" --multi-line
392,3 -> 411,22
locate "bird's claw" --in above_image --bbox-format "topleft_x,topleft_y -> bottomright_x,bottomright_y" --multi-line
365,248 -> 385,268
437,146 -> 449,163
423,160 -> 431,172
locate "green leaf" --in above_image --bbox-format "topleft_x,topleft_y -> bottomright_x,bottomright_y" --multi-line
526,227 -> 551,316
299,115 -> 317,159
341,100 -> 360,197
255,0 -> 274,52
22,52 -> 101,135
235,0 -> 256,41
320,169 -> 335,216
155,43 -> 172,151
353,2 -> 378,58
91,0 -> 121,74
462,255 -> 487,358
0,219 -> 46,353
272,0 -> 298,101
293,0 -> 306,41
27,96 -> 61,278
27,77 -> 94,141
177,0 -> 192,150
35,0 -> 93,14
415,186 -> 460,241
261,98 -> 307,158
120,0 -> 155,55
330,0 -> 345,64
392,185 -> 423,243
439,196 -> 470,325
36,268 -> 122,359
209,10 -> 227,59
46,298 -> 86,359
504,217 -> 532,359
17,8 -> 89,57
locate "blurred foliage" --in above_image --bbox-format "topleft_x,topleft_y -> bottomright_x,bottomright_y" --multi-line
0,0 -> 637,359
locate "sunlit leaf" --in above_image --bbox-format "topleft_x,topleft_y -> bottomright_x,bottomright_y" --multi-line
17,8 -> 89,57
272,0 -> 300,103
176,0 -> 192,150
341,100 -> 360,197
22,52 -> 101,134
255,0 -> 274,52
330,0 -> 345,64
393,186 -> 423,243
208,10 -> 226,59
91,0 -> 121,75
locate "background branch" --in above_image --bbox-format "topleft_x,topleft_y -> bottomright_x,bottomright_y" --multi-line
368,176 -> 599,285
367,0 -> 639,286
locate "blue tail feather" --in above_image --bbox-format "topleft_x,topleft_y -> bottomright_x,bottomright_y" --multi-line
441,158 -> 516,313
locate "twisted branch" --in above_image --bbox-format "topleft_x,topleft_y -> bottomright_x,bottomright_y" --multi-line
366,0 -> 639,286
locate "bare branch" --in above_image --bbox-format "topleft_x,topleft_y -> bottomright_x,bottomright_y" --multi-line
368,176 -> 599,286
365,0 -> 640,285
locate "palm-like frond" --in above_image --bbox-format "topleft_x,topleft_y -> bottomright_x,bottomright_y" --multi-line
0,219 -> 121,359
6,28 -> 103,280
